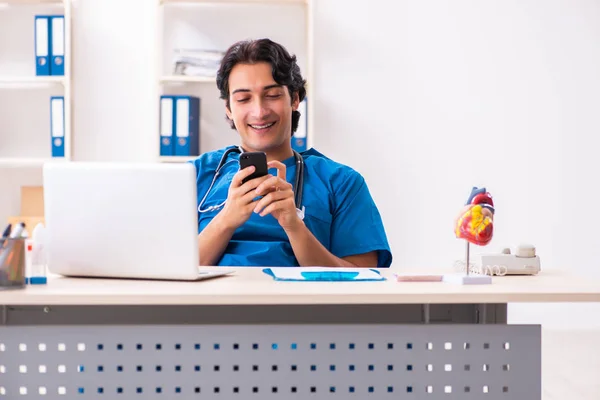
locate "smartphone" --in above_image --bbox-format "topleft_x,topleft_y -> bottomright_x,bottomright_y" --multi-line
239,151 -> 268,184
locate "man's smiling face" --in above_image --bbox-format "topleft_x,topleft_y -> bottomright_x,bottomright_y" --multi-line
226,61 -> 299,154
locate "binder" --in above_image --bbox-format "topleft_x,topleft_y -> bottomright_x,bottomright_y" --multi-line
50,96 -> 65,157
291,97 -> 307,152
34,16 -> 50,76
159,96 -> 175,156
174,96 -> 200,156
50,16 -> 65,76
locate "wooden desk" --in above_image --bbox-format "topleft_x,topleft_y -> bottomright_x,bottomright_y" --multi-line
2,268 -> 599,306
1,268 -> 598,399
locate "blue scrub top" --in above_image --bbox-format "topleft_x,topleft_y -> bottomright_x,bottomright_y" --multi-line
191,146 -> 392,268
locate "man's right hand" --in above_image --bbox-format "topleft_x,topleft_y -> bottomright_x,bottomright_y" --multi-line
219,166 -> 272,230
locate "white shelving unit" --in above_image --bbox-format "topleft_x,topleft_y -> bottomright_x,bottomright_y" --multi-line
156,0 -> 313,163
0,157 -> 68,168
159,75 -> 215,84
0,76 -> 65,85
0,0 -> 72,168
160,0 -> 307,4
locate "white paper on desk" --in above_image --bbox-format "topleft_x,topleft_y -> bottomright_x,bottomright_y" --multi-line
263,267 -> 385,281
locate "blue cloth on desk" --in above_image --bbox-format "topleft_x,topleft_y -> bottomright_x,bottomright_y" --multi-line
190,146 -> 392,268
263,267 -> 386,281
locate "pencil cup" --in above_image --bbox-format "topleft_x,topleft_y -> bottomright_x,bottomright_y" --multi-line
0,237 -> 26,290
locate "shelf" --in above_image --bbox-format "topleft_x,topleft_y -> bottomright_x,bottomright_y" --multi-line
159,156 -> 197,163
0,0 -> 64,5
156,0 -> 313,160
0,76 -> 66,87
0,157 -> 67,168
160,75 -> 216,84
0,0 -> 72,169
161,0 -> 307,5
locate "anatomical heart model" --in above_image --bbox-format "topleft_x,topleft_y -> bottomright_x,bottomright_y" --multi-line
455,187 -> 495,246
453,187 -> 495,281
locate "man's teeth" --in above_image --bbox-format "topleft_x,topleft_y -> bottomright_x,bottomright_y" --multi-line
250,122 -> 275,129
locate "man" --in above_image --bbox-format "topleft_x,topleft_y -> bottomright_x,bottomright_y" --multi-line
192,38 -> 392,268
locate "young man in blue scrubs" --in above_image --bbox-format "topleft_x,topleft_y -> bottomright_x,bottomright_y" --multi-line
192,38 -> 392,268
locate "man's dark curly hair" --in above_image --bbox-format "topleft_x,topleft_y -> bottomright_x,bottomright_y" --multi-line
216,38 -> 307,134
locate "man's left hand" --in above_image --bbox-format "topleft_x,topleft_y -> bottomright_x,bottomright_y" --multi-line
253,160 -> 302,231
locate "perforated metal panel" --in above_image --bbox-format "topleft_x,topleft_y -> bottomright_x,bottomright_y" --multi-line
0,324 -> 540,399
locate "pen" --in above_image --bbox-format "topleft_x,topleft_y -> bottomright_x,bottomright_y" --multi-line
9,222 -> 25,238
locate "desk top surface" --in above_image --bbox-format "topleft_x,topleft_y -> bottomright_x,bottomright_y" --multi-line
1,268 -> 600,306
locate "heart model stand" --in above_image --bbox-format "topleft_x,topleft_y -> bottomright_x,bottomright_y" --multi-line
444,238 -> 492,284
444,187 -> 493,285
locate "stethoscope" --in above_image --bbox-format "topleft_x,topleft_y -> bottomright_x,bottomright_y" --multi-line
198,146 -> 305,219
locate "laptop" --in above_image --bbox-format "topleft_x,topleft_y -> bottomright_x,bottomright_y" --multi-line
42,161 -> 234,281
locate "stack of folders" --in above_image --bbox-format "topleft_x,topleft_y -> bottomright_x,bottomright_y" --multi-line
172,49 -> 225,77
160,96 -> 201,157
34,15 -> 65,76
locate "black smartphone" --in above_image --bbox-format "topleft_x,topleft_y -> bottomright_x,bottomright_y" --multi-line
239,151 -> 268,184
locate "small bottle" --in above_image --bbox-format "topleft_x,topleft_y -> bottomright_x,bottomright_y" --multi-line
29,223 -> 47,285
24,238 -> 33,284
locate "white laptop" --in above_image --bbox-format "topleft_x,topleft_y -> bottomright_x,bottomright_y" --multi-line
42,161 -> 234,281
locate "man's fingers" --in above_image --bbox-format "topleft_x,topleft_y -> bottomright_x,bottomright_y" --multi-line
253,190 -> 291,214
258,199 -> 290,217
232,166 -> 256,187
241,187 -> 269,204
255,176 -> 279,194
268,160 -> 286,181
255,175 -> 292,195
238,174 -> 271,195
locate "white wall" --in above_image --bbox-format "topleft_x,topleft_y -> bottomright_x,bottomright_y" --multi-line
1,0 -> 599,328
71,0 -> 159,162
312,0 -> 600,329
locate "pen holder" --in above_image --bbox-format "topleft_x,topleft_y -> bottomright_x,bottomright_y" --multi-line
0,237 -> 26,290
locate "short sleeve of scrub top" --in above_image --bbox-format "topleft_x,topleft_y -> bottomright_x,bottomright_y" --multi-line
191,146 -> 392,268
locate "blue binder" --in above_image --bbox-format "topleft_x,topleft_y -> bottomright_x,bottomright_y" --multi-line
34,16 -> 51,76
159,96 -> 175,156
291,97 -> 307,152
50,16 -> 65,76
174,96 -> 200,156
50,96 -> 65,157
